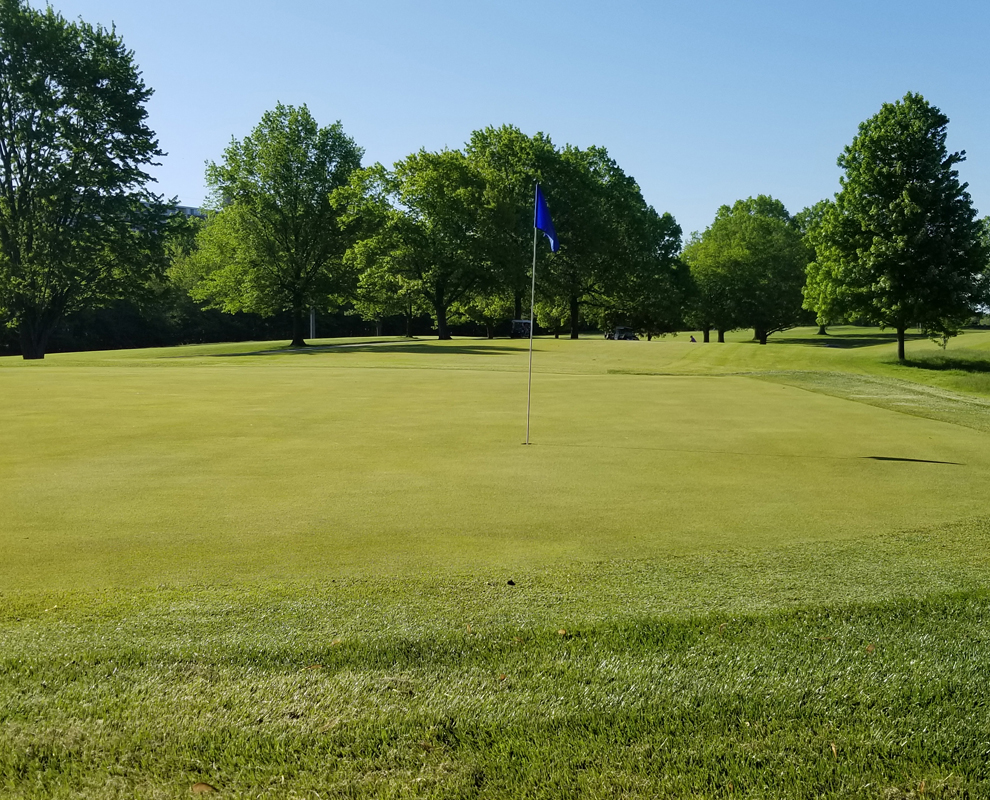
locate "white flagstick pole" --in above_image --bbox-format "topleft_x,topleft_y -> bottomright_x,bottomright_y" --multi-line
525,185 -> 539,445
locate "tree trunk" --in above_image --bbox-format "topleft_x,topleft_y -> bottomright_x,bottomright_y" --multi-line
754,328 -> 768,345
897,326 -> 906,361
375,319 -> 383,337
405,295 -> 413,337
717,329 -> 725,343
290,303 -> 307,348
816,324 -> 828,335
703,328 -> 710,343
647,333 -> 653,341
486,323 -> 494,339
436,301 -> 451,340
569,295 -> 580,339
514,290 -> 523,322
19,319 -> 55,360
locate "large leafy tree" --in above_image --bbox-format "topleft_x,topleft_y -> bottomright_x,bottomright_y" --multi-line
455,289 -> 514,339
465,125 -> 557,321
0,0 -> 170,359
602,208 -> 686,339
682,232 -> 733,342
683,196 -> 808,344
343,235 -> 423,337
181,103 -> 363,347
343,150 -> 488,340
808,93 -> 987,360
540,145 -> 654,338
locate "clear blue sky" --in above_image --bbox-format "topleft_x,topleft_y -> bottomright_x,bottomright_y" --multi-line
54,0 -> 990,238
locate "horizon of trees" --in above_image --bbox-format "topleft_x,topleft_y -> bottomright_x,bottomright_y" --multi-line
0,1 -> 986,359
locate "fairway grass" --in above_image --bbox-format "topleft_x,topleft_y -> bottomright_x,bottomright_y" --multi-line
3,328 -> 990,797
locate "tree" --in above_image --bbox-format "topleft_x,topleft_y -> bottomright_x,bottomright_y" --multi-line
344,150 -> 488,340
0,0 -> 170,359
808,93 -> 987,361
683,196 -> 807,344
540,145 -> 653,338
456,289 -> 514,339
796,200 -> 834,334
344,236 -> 423,337
182,104 -> 363,347
604,208 -> 686,339
465,125 -> 557,321
534,298 -> 569,338
682,233 -> 731,342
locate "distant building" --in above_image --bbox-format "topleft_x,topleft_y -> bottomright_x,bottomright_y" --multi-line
172,204 -> 206,220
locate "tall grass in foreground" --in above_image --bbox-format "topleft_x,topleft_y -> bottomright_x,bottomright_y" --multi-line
2,590 -> 987,799
4,522 -> 990,799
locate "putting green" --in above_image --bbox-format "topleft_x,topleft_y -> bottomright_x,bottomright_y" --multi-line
3,335 -> 989,590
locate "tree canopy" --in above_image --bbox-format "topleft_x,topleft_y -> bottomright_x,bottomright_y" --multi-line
465,125 -> 557,322
683,196 -> 808,344
11,18 -> 981,357
537,144 -> 679,338
806,93 -> 987,360
176,103 -> 363,347
342,150 -> 488,340
0,0 -> 170,359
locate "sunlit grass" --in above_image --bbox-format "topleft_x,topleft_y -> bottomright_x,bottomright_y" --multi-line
2,326 -> 990,797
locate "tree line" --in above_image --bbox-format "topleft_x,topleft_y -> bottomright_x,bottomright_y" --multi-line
169,109 -> 688,347
1,0 -> 987,361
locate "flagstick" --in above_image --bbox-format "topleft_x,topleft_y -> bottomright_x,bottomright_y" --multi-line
525,215 -> 538,445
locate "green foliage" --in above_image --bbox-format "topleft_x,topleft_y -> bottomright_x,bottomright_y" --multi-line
455,290 -> 514,338
540,145 -> 675,338
808,93 -> 988,359
345,237 -> 424,335
0,0 -> 170,359
682,231 -> 731,338
604,209 -> 686,338
184,104 -> 363,346
340,128 -> 678,341
344,150 -> 488,340
533,297 -> 570,336
684,196 -> 809,343
800,199 -> 844,328
466,125 -> 558,318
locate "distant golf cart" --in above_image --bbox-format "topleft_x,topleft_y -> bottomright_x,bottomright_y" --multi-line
605,326 -> 639,340
510,319 -> 532,338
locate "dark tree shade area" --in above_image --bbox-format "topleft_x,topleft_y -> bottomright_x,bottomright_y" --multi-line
0,294 -> 519,356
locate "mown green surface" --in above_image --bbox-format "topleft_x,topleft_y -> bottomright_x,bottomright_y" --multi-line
2,327 -> 990,797
3,328 -> 990,590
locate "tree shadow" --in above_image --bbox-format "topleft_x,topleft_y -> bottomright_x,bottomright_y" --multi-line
902,356 -> 990,373
208,340 -> 524,358
771,332 -> 928,349
863,456 -> 963,465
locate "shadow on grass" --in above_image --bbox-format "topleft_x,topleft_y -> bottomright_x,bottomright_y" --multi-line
864,456 -> 963,465
537,442 -> 963,465
208,340 -> 523,358
772,332 -> 928,349
902,356 -> 990,373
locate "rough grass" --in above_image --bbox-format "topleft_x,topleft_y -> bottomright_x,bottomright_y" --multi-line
4,524 -> 990,798
3,327 -> 990,797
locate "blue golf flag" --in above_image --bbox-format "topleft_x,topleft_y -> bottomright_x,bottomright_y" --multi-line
534,184 -> 559,252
